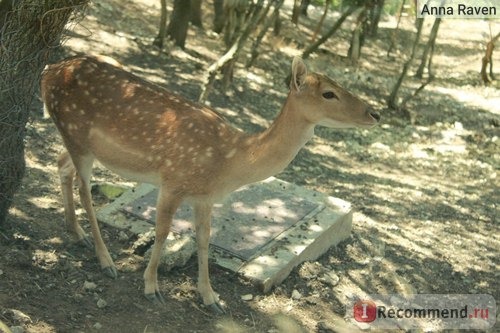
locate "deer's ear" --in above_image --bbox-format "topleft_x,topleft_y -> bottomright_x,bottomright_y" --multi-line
290,56 -> 307,92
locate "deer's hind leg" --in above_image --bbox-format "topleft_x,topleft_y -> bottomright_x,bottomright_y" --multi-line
57,151 -> 92,248
60,150 -> 117,278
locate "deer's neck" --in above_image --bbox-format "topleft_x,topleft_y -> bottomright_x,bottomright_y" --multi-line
236,97 -> 315,183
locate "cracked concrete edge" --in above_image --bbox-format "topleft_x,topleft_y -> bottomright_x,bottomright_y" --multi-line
261,177 -> 352,213
238,208 -> 353,293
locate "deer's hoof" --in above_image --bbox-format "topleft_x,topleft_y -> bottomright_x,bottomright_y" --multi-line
102,266 -> 118,279
79,236 -> 94,249
145,291 -> 166,306
207,301 -> 226,315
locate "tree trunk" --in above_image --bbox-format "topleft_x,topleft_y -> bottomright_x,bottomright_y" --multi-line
291,0 -> 300,25
190,0 -> 203,28
368,0 -> 384,37
213,0 -> 225,33
416,18 -> 441,79
153,0 -> 168,49
300,0 -> 311,16
311,0 -> 330,42
0,0 -> 88,225
221,0 -> 267,88
426,38 -> 437,78
348,6 -> 368,64
223,0 -> 251,48
167,0 -> 191,49
302,5 -> 358,59
480,32 -> 500,84
387,0 -> 406,57
273,4 -> 281,35
199,0 -> 266,102
247,0 -> 285,68
387,17 -> 424,109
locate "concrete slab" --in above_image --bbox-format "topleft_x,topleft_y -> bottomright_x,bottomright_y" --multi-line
121,184 -> 321,261
96,177 -> 352,292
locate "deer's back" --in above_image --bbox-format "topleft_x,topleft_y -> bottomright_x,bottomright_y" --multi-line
41,56 -> 248,195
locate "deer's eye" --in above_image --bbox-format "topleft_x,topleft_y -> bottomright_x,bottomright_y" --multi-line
322,91 -> 337,99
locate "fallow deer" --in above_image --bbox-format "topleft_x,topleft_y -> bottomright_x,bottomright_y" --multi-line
41,55 -> 380,314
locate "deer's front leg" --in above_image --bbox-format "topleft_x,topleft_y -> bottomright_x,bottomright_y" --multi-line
194,202 -> 225,314
143,188 -> 181,304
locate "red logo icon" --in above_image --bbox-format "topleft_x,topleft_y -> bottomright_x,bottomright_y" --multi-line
353,299 -> 377,322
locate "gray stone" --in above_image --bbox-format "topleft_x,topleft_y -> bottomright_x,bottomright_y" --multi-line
6,309 -> 31,325
9,326 -> 25,333
96,298 -> 107,308
320,271 -> 340,287
83,281 -> 97,291
145,233 -> 197,272
118,231 -> 129,242
298,261 -> 324,280
291,289 -> 302,300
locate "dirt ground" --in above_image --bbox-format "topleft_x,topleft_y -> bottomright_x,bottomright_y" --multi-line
1,0 -> 499,332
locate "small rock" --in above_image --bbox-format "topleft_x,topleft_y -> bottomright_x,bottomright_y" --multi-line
0,269 -> 3,275
132,230 -> 155,254
118,231 -> 129,242
93,322 -> 102,330
9,326 -> 25,333
298,261 -> 324,280
241,294 -> 253,301
146,234 -> 197,272
96,298 -> 107,308
344,291 -> 356,301
370,142 -> 391,151
354,321 -> 371,330
320,271 -> 340,287
83,281 -> 97,291
291,289 -> 302,300
387,224 -> 400,231
317,321 -> 335,333
95,183 -> 127,199
6,309 -> 31,324
304,296 -> 318,305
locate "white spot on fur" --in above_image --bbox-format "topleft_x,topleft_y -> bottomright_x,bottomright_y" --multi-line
225,148 -> 237,159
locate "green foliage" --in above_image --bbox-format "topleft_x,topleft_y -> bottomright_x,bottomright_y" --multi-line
384,0 -> 402,15
311,0 -> 341,9
341,0 -> 365,7
384,0 -> 415,16
311,0 -> 366,11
